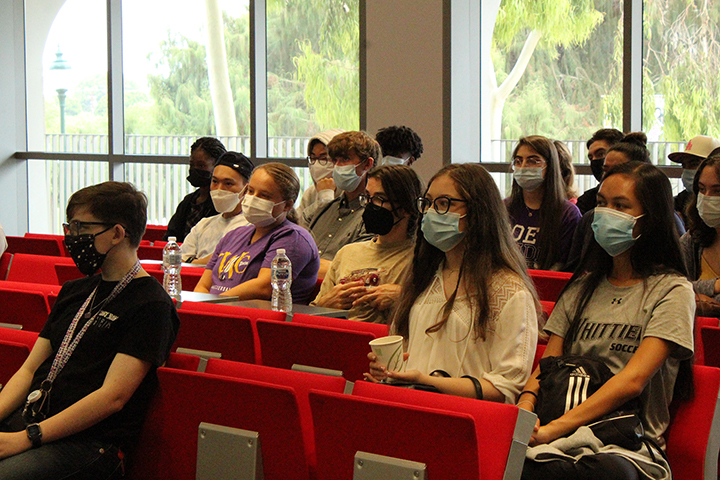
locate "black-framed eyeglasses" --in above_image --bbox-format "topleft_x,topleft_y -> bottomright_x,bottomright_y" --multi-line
307,154 -> 330,166
417,196 -> 467,215
62,221 -> 114,236
359,193 -> 391,208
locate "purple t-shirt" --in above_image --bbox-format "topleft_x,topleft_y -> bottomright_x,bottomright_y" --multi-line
505,199 -> 581,269
206,220 -> 320,304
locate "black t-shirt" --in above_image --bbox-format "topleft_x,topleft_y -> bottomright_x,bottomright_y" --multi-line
33,275 -> 180,450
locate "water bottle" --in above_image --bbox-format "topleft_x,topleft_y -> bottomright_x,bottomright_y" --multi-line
271,248 -> 292,312
162,236 -> 182,302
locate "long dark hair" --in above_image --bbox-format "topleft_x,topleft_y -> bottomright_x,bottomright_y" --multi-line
686,154 -> 720,248
508,136 -> 567,269
560,161 -> 692,400
392,163 -> 539,341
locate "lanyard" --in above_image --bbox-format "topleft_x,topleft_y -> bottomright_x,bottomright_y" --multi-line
45,261 -> 141,386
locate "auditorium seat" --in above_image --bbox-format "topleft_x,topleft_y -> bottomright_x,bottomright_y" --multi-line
128,368 -> 312,480
0,288 -> 51,331
6,235 -> 65,257
0,327 -> 39,386
697,318 -> 720,366
137,245 -> 165,261
311,387 -> 534,480
292,312 -> 389,338
665,364 -> 720,480
6,253 -> 75,284
0,252 -> 13,280
528,269 -> 572,302
142,224 -> 167,243
174,309 -> 256,364
256,319 -> 375,381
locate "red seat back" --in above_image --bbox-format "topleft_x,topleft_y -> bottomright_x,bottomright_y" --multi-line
310,390 -> 481,480
54,263 -> 84,285
142,225 -> 167,243
665,365 -> 720,480
6,254 -> 75,284
0,326 -> 40,349
533,343 -> 547,372
292,312 -> 389,338
129,368 -> 311,480
145,267 -> 204,291
6,236 -> 65,257
174,310 -> 255,363
165,352 -> 202,372
256,319 -> 374,381
697,318 -> 719,366
0,252 -> 12,281
0,288 -> 50,331
179,301 -> 286,321
528,269 -> 572,302
0,341 -> 31,386
137,245 -> 165,260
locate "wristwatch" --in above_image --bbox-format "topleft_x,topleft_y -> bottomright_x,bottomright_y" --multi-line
26,423 -> 42,448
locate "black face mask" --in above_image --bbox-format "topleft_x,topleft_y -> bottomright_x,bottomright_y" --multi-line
64,226 -> 113,276
362,203 -> 399,236
187,168 -> 212,188
590,159 -> 605,183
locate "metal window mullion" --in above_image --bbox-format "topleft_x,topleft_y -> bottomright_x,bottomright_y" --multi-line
623,0 -> 643,133
250,0 -> 268,161
107,0 -> 125,180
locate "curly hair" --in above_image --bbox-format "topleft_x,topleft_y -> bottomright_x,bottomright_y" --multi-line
375,126 -> 424,160
191,137 -> 227,162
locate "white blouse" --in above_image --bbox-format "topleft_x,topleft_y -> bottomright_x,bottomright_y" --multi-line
404,268 -> 538,403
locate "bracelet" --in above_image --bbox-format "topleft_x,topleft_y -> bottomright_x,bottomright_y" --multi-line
461,375 -> 484,400
516,400 -> 535,411
430,369 -> 451,378
519,390 -> 538,400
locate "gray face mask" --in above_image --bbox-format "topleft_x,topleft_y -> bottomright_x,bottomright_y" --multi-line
513,167 -> 545,192
380,155 -> 408,166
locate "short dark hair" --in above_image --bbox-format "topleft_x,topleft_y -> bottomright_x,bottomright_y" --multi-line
607,132 -> 651,163
191,137 -> 227,162
586,128 -> 624,149
327,131 -> 381,163
375,126 -> 424,160
66,181 -> 147,248
215,151 -> 254,182
367,165 -> 423,237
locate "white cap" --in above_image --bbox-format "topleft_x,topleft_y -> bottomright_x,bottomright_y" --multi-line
277,248 -> 286,254
669,135 -> 720,163
168,236 -> 177,242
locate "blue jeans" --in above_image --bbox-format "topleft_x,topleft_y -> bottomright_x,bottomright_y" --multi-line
0,436 -> 124,480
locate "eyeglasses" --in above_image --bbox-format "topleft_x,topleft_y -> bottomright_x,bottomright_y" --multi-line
332,157 -> 368,167
359,193 -> 390,208
417,196 -> 467,215
307,154 -> 331,166
511,155 -> 546,169
62,221 -> 114,236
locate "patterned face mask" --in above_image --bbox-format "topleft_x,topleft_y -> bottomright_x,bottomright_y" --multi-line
64,226 -> 114,276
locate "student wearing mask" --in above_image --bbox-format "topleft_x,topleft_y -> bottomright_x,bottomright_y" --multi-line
181,152 -> 254,264
302,131 -> 379,278
164,137 -> 227,242
505,136 -> 581,270
296,129 -> 345,222
375,125 -> 423,166
194,163 -> 320,304
367,163 -> 539,403
312,165 -> 422,323
576,128 -> 624,215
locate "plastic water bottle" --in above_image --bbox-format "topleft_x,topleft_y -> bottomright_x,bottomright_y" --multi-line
162,236 -> 182,302
271,248 -> 292,312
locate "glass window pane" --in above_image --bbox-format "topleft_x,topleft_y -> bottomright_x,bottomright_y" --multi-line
266,0 -> 360,158
122,0 -> 250,153
27,0 -> 108,153
491,0 -> 623,198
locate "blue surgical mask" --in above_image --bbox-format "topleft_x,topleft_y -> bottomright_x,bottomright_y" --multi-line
681,169 -> 696,193
333,163 -> 365,192
421,210 -> 466,252
381,155 -> 408,166
591,207 -> 643,257
513,167 -> 545,191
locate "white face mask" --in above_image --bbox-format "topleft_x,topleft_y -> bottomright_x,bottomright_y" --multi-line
309,161 -> 334,184
513,167 -> 545,191
210,189 -> 241,213
697,193 -> 720,228
380,155 -> 408,166
241,194 -> 287,227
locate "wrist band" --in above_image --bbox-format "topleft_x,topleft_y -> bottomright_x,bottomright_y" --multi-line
516,400 -> 535,411
461,375 -> 484,400
430,369 -> 451,378
519,390 -> 538,400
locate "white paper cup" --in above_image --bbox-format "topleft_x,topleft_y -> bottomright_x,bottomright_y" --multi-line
369,335 -> 405,372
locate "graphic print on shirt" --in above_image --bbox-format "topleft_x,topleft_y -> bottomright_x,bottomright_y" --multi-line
214,250 -> 252,291
570,315 -> 643,355
512,224 -> 539,266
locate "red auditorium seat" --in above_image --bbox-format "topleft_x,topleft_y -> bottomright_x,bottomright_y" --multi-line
174,309 -> 256,363
142,224 -> 167,243
128,368 -> 312,480
165,351 -> 202,372
0,288 -> 51,331
24,233 -> 69,256
6,236 -> 65,257
0,252 -> 12,280
528,269 -> 572,302
697,318 -> 720,366
0,327 -> 39,385
6,254 -> 75,284
256,319 -> 374,381
179,301 -> 286,321
665,365 -> 720,480
137,245 -> 165,261
291,312 -> 389,338
349,381 -> 535,480
54,263 -> 84,285
532,343 -> 546,371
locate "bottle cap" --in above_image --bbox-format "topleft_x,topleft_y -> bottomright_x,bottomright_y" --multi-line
277,248 -> 286,254
168,236 -> 177,242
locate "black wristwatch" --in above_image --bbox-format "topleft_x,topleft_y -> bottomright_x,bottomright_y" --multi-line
26,423 -> 42,448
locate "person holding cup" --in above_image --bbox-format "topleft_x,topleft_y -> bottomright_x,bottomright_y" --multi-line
366,163 -> 540,403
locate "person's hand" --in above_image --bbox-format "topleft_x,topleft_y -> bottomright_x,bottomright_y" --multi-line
317,280 -> 366,310
316,178 -> 335,192
529,422 -> 564,447
0,431 -> 31,460
386,367 -> 424,384
696,293 -> 720,317
352,284 -> 401,311
364,352 -> 410,383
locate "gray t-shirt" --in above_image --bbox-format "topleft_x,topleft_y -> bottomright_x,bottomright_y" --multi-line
545,274 -> 694,444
